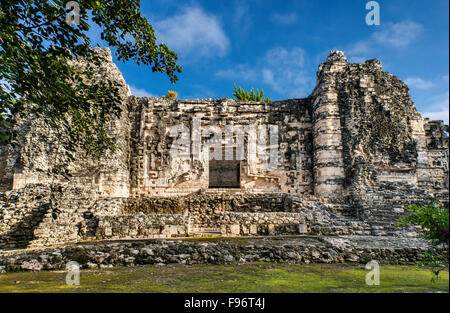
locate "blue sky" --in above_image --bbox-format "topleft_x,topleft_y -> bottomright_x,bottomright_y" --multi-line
90,0 -> 449,124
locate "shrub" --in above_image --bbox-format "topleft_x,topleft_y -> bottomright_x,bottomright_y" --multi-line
162,90 -> 178,100
398,199 -> 449,244
233,83 -> 271,103
398,199 -> 449,281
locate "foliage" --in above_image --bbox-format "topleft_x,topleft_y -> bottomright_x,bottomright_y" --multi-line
398,199 -> 449,244
398,199 -> 449,281
233,83 -> 271,103
162,90 -> 177,100
0,0 -> 182,177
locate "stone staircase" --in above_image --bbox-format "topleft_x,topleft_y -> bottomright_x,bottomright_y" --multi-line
363,204 -> 419,237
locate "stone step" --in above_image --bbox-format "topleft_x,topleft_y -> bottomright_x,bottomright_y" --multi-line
204,188 -> 244,194
188,232 -> 222,237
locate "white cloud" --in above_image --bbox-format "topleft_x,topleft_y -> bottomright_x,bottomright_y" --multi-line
129,85 -> 157,97
216,47 -> 313,98
233,3 -> 248,24
270,13 -> 298,25
423,110 -> 449,125
347,55 -> 369,63
346,41 -> 373,62
262,69 -> 276,87
261,47 -> 310,95
373,21 -> 424,48
422,92 -> 449,125
232,1 -> 252,32
264,47 -> 306,68
345,20 -> 424,62
155,6 -> 230,59
404,77 -> 434,90
216,65 -> 258,82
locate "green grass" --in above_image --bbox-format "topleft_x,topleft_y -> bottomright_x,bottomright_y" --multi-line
0,263 -> 448,293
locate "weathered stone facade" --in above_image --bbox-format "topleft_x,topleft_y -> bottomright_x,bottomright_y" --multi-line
0,49 -> 448,265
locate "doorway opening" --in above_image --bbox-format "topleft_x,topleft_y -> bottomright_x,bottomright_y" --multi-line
208,160 -> 240,188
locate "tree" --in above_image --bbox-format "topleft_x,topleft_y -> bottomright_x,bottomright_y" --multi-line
0,1 -> 182,178
398,199 -> 449,281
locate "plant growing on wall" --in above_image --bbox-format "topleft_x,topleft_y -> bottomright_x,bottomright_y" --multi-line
162,90 -> 178,100
398,199 -> 449,282
233,83 -> 271,103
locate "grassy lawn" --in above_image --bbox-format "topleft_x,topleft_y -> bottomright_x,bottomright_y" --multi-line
0,263 -> 448,293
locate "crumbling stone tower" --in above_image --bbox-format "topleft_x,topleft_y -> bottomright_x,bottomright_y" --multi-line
311,51 -> 348,196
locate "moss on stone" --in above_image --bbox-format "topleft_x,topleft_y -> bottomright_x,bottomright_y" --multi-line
0,263 -> 447,293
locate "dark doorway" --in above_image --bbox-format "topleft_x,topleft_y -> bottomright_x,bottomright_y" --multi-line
209,160 -> 240,188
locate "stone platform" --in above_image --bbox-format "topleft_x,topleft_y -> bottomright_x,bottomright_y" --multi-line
1,185 -> 433,251
0,235 -> 432,273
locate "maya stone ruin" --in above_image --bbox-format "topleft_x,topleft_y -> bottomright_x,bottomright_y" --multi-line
0,49 -> 448,268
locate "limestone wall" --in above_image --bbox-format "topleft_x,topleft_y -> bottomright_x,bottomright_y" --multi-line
128,97 -> 314,196
96,214 -> 188,240
0,49 -> 447,200
0,48 -> 131,197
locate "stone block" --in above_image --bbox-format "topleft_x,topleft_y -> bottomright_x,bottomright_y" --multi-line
298,224 -> 308,234
230,224 -> 240,235
104,228 -> 112,236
